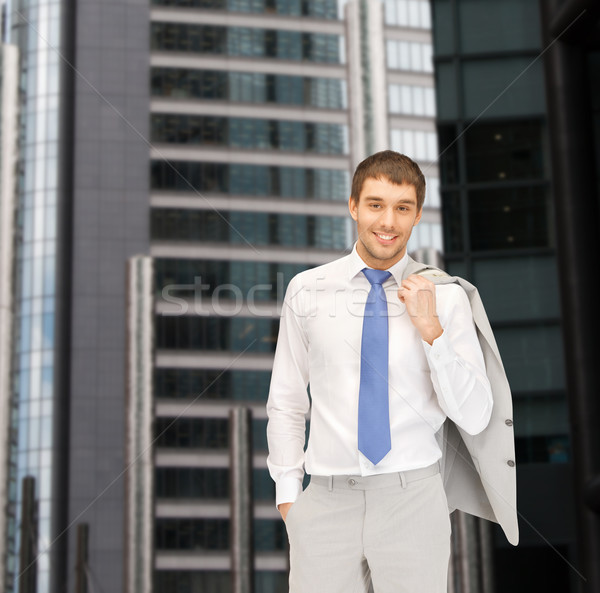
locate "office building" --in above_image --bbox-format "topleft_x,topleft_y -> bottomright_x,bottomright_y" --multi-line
0,0 -> 442,591
430,1 -> 600,591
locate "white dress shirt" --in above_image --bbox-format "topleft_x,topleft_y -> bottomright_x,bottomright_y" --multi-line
266,245 -> 493,507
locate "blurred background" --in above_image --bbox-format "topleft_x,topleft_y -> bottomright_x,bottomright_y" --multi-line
0,0 -> 599,592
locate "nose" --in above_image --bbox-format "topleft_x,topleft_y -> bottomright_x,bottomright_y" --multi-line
379,206 -> 396,230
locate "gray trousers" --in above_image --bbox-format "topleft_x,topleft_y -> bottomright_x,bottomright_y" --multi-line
285,463 -> 451,593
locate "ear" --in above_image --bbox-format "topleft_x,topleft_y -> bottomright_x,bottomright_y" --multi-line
413,207 -> 423,226
348,196 -> 358,222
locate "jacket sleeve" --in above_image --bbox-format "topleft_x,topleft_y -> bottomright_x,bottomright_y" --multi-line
266,275 -> 311,507
422,283 -> 493,435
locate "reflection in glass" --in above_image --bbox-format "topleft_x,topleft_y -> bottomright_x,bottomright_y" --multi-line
154,368 -> 272,400
151,24 -> 342,64
151,208 -> 350,249
464,120 -> 545,182
468,186 -> 552,251
154,258 -> 311,300
151,68 -> 347,110
150,161 -> 350,201
151,114 -> 348,154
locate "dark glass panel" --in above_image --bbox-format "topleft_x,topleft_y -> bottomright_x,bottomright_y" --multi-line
254,519 -> 287,551
442,191 -> 462,253
155,571 -> 232,593
151,0 -> 338,18
150,208 -> 350,249
464,120 -> 545,182
437,124 -> 459,184
155,467 -> 229,498
154,468 -> 276,502
155,418 -> 229,448
154,368 -> 272,401
155,518 -> 230,550
462,59 -> 545,119
150,68 -> 346,109
468,186 -> 551,251
435,63 -> 458,120
150,114 -> 347,154
150,161 -> 349,201
473,256 -> 560,322
515,435 -> 570,464
154,316 -> 279,353
432,0 -> 453,55
494,325 -> 565,392
458,0 -> 541,54
154,417 -> 268,450
154,258 -> 310,301
151,24 -> 341,63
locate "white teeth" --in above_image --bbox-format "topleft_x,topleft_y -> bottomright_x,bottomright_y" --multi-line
376,233 -> 395,240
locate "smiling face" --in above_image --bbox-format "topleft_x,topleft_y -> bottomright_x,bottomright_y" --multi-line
348,176 -> 422,270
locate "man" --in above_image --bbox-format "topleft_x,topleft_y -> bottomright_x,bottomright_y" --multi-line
266,151 -> 517,593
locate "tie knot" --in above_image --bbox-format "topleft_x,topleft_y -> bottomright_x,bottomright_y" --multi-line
362,268 -> 392,286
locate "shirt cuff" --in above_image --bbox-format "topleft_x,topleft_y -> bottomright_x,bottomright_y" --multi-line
275,476 -> 304,508
422,329 -> 454,368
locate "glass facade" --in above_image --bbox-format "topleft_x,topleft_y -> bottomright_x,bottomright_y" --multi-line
150,160 -> 350,200
151,0 -> 339,19
151,209 -> 351,249
386,39 -> 433,72
150,4 -> 350,591
154,368 -> 272,400
384,0 -> 432,29
151,24 -> 343,63
388,83 -> 436,117
154,258 -> 311,298
390,129 -> 437,162
431,0 -> 573,589
151,114 -> 349,154
151,69 -> 348,109
5,1 -> 63,591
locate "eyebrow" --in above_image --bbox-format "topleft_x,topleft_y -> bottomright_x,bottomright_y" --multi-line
363,195 -> 417,205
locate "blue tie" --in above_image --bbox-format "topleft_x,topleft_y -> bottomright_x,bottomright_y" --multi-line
358,268 -> 392,465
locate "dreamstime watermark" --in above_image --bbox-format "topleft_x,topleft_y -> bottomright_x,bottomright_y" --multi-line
159,274 -> 438,319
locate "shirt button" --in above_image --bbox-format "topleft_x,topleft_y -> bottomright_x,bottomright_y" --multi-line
348,479 -> 357,486
505,419 -> 513,427
507,460 -> 515,467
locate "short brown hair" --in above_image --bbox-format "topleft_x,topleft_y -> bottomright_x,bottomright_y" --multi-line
350,150 -> 426,210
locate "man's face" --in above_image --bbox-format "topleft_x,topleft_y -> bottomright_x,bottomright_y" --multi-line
348,176 -> 422,270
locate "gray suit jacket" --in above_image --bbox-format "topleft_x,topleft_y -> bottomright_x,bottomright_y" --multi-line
404,257 -> 519,545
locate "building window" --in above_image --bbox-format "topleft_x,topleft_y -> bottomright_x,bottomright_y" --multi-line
154,467 -> 275,499
156,519 -> 230,550
150,161 -> 350,201
150,208 -> 351,249
151,0 -> 339,19
151,68 -> 348,110
154,368 -> 272,401
151,23 -> 343,64
386,40 -> 433,72
151,114 -> 349,155
388,84 -> 436,117
464,120 -> 545,183
154,258 -> 311,300
155,316 -> 279,353
407,222 -> 443,252
390,129 -> 438,162
468,186 -> 552,251
384,0 -> 431,29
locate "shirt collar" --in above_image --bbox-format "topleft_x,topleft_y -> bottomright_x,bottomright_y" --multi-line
347,242 -> 409,285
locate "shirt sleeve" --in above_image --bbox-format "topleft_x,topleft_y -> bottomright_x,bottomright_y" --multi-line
266,275 -> 311,507
422,284 -> 493,435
